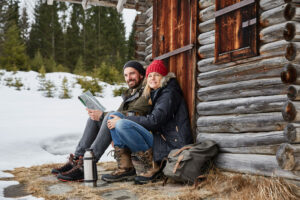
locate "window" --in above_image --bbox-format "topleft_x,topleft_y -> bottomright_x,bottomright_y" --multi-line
215,0 -> 258,63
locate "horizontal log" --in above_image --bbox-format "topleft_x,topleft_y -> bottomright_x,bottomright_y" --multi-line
198,44 -> 214,59
260,21 -> 300,44
287,85 -> 300,101
199,0 -> 214,9
284,22 -> 300,42
220,145 -> 280,155
197,95 -> 286,116
260,3 -> 296,27
260,40 -> 290,56
281,63 -> 300,84
196,131 -> 287,148
198,18 -> 215,33
199,5 -> 215,22
197,53 -> 286,73
285,42 -> 300,61
282,101 -> 300,122
215,153 -> 300,181
198,56 -> 288,87
197,78 -> 288,102
197,112 -> 286,133
260,0 -> 288,11
284,123 -> 300,143
198,30 -> 215,45
276,143 -> 300,170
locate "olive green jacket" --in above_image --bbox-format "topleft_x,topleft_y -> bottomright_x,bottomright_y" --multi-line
117,83 -> 151,116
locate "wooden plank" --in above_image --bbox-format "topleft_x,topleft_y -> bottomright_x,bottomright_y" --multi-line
153,44 -> 194,60
197,95 -> 286,116
197,112 -> 286,133
197,56 -> 288,87
276,143 -> 300,170
215,0 -> 255,17
197,78 -> 288,102
215,153 -> 300,181
196,131 -> 287,148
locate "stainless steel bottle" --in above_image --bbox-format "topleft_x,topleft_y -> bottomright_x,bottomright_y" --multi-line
83,149 -> 98,187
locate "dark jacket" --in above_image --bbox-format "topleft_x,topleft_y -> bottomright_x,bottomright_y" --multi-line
117,82 -> 151,116
126,73 -> 193,161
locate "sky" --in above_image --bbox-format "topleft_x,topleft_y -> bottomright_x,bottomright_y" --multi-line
0,70 -> 123,199
20,0 -> 137,38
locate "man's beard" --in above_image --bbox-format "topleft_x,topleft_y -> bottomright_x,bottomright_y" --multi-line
128,79 -> 142,89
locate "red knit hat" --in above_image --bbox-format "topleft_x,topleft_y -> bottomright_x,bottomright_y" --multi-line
146,60 -> 168,77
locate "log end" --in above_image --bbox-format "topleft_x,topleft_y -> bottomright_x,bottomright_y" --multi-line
276,143 -> 295,170
283,23 -> 295,41
285,43 -> 296,61
284,123 -> 297,142
282,101 -> 297,122
281,64 -> 297,84
287,85 -> 297,100
284,4 -> 295,21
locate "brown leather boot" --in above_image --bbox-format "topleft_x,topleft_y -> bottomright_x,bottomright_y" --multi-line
131,148 -> 160,184
101,147 -> 136,182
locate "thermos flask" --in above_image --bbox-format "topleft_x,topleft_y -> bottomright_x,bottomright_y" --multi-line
83,149 -> 98,187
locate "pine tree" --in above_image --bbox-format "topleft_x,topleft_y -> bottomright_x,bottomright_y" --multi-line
127,20 -> 136,60
27,1 -> 63,65
65,4 -> 84,72
31,50 -> 44,72
19,6 -> 29,44
73,56 -> 84,75
0,22 -> 27,71
59,77 -> 71,99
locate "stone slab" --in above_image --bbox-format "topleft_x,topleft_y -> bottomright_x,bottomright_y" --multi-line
47,183 -> 74,195
100,189 -> 138,200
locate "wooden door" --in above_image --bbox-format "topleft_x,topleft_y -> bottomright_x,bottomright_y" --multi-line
152,0 -> 198,133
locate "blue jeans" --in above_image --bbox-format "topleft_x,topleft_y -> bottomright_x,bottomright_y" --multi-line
108,112 -> 153,152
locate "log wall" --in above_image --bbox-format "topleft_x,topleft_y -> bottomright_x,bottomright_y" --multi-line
196,0 -> 300,184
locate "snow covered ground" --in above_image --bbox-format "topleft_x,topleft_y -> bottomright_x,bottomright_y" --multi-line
0,70 -> 123,199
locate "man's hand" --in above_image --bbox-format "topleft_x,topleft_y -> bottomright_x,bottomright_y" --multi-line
107,115 -> 121,129
86,108 -> 103,121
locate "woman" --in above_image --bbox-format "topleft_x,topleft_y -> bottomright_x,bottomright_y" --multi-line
102,60 -> 193,184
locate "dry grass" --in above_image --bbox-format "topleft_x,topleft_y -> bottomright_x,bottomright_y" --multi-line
5,163 -> 300,200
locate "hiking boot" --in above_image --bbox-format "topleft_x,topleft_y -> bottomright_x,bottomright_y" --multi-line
51,154 -> 78,175
101,147 -> 136,182
57,157 -> 84,182
131,148 -> 160,185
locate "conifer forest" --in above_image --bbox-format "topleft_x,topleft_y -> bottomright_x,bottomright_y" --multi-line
0,0 -> 135,83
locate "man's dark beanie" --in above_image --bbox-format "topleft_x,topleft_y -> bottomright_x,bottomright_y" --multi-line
123,60 -> 145,76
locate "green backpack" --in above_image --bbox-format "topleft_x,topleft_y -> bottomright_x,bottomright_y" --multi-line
162,140 -> 218,184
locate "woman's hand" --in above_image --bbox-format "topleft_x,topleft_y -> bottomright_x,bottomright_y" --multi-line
107,115 -> 121,129
86,108 -> 103,121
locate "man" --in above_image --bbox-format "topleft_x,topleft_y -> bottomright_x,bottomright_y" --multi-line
52,60 -> 151,182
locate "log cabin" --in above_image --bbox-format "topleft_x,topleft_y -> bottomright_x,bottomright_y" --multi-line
48,0 -> 300,185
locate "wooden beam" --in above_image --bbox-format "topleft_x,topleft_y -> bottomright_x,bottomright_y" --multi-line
197,131 -> 287,148
284,123 -> 300,143
276,143 -> 300,170
215,153 -> 300,181
153,44 -> 194,60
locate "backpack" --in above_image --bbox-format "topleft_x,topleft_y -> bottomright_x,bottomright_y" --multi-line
162,140 -> 218,184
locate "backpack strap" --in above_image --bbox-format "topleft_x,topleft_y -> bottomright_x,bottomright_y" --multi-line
172,146 -> 192,157
173,154 -> 184,173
